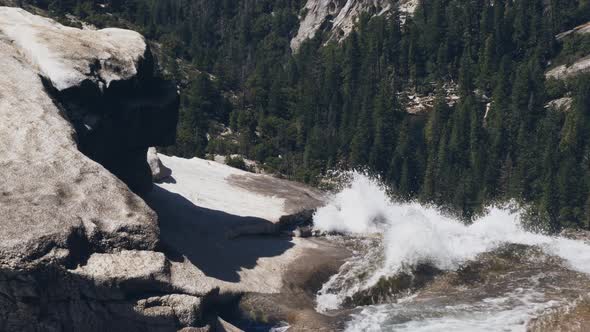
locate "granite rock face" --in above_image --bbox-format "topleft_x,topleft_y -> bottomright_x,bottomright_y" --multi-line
0,7 -> 195,331
0,7 -> 163,270
291,0 -> 418,51
0,6 -> 179,195
546,55 -> 590,80
546,21 -> 590,81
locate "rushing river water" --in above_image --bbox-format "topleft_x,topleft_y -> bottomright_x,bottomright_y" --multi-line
312,173 -> 590,331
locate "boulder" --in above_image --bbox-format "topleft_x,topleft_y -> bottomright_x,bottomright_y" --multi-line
149,147 -> 173,182
178,327 -> 211,332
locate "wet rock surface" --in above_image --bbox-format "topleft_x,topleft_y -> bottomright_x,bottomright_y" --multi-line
345,243 -> 590,306
528,295 -> 590,332
335,241 -> 590,330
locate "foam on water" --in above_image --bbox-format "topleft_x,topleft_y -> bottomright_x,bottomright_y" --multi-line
344,289 -> 560,332
313,172 -> 590,326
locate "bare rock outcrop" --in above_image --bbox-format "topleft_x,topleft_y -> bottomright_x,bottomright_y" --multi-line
136,294 -> 204,327
546,55 -> 590,80
556,21 -> 590,41
0,7 -> 179,195
71,251 -> 172,293
545,97 -> 574,112
547,21 -> 590,81
291,0 -> 417,52
0,7 -> 162,270
0,7 -> 205,332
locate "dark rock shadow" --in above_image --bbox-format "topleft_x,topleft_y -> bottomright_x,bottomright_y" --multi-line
157,175 -> 177,184
145,186 -> 294,283
0,266 -> 188,332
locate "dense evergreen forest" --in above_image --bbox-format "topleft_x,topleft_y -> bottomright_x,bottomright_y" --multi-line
29,0 -> 590,231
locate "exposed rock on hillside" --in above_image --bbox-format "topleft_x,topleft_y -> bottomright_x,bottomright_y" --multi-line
556,21 -> 590,40
545,97 -> 574,112
546,55 -> 590,80
291,0 -> 417,51
547,21 -> 590,81
401,83 -> 460,115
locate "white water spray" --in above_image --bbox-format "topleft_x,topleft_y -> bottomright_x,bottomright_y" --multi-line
313,172 -> 590,315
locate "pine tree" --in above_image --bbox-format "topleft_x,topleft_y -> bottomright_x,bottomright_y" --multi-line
350,98 -> 373,167
422,87 -> 448,200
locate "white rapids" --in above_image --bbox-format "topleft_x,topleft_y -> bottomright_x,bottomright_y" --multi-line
312,172 -> 590,331
344,290 -> 560,332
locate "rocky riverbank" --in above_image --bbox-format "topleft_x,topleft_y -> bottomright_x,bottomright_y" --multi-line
143,154 -> 353,330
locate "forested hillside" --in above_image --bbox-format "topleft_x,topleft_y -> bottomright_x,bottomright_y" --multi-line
28,0 -> 590,231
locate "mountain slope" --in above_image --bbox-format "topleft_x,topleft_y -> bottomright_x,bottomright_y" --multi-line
292,0 -> 417,51
18,0 -> 590,231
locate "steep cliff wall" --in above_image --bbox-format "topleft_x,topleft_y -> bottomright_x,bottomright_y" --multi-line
291,0 -> 417,51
